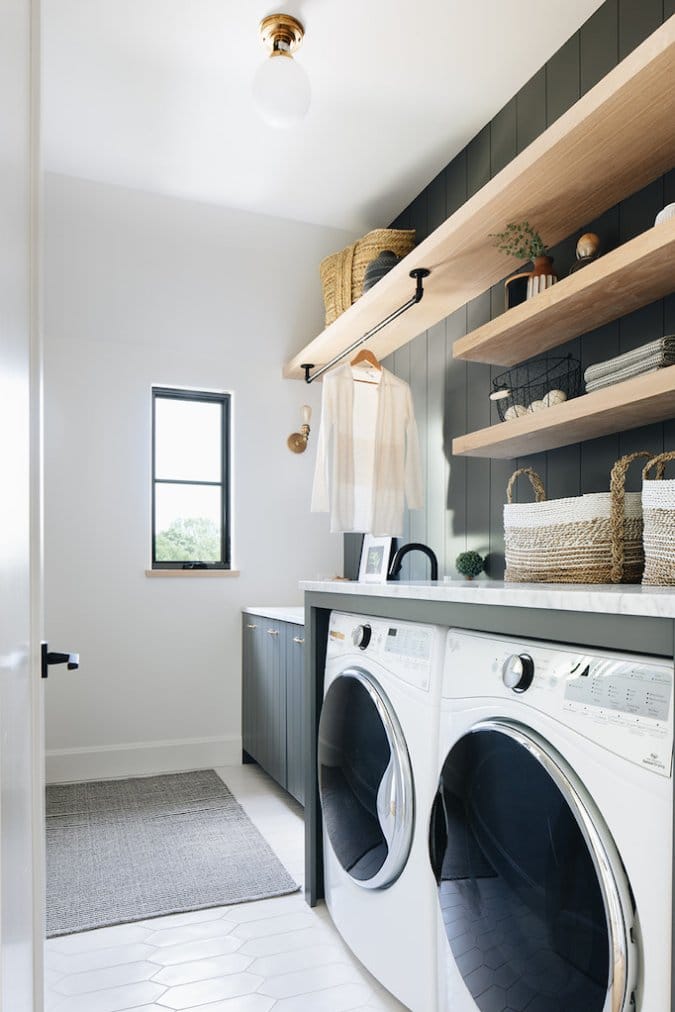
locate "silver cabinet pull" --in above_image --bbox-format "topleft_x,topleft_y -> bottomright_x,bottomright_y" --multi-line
293,636 -> 305,644
267,628 -> 279,636
246,623 -> 257,629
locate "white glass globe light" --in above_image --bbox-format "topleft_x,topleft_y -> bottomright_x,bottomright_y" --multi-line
253,52 -> 310,128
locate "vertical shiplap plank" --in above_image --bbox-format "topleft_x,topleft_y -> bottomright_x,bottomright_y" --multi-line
426,170 -> 449,577
465,292 -> 491,560
444,150 -> 468,578
406,181 -> 430,580
427,320 -> 446,576
467,126 -> 490,198
445,307 -> 468,577
544,29 -> 581,501
516,68 -> 546,153
546,33 -> 581,126
409,329 -> 429,579
488,98 -> 518,577
465,132 -> 491,562
618,0 -> 664,58
580,0 -> 619,93
393,341 -> 412,576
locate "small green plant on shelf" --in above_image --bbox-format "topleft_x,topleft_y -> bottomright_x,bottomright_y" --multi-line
455,551 -> 485,581
490,221 -> 547,261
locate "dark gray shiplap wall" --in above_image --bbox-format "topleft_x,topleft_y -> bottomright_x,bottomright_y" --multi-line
345,0 -> 675,582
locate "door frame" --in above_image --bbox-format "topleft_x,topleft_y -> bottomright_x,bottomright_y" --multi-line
30,0 -> 45,1000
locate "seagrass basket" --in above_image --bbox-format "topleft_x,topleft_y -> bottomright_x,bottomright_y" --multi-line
319,228 -> 416,326
504,452 -> 659,584
642,452 -> 675,585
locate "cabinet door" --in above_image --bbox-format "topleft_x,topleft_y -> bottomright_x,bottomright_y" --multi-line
242,616 -> 264,762
260,620 -> 287,788
285,623 -> 306,806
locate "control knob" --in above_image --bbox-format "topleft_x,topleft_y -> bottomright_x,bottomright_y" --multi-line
502,653 -> 535,693
352,623 -> 372,650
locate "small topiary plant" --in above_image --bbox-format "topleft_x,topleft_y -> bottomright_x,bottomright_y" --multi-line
490,221 -> 546,261
456,551 -> 485,581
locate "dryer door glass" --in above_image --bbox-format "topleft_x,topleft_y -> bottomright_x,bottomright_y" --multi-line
318,668 -> 414,890
429,722 -> 633,1012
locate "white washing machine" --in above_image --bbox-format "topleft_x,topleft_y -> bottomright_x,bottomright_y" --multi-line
429,629 -> 673,1012
318,611 -> 447,1011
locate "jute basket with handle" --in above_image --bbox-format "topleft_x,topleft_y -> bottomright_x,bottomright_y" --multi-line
642,452 -> 675,585
504,452 -> 658,584
319,228 -> 416,326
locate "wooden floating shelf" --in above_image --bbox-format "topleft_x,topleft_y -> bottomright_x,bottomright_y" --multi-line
284,17 -> 675,380
452,367 -> 675,459
453,220 -> 675,366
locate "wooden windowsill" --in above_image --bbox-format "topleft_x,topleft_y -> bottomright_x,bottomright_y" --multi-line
145,569 -> 241,578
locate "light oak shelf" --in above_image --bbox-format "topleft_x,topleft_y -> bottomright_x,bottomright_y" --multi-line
284,17 -> 675,380
452,367 -> 675,459
453,220 -> 675,366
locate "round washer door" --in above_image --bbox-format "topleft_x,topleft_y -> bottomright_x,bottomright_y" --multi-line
428,719 -> 637,1012
318,667 -> 414,890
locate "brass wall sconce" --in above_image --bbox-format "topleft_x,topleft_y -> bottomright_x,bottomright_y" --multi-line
287,405 -> 312,453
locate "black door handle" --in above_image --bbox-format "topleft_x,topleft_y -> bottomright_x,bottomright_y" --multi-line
41,642 -> 79,679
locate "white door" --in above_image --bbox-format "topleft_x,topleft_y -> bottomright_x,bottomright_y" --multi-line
0,0 -> 45,1009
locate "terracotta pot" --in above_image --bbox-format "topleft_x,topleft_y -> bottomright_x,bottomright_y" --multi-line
532,255 -> 554,276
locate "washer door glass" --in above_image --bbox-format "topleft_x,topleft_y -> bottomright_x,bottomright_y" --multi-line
429,720 -> 635,1012
318,668 -> 414,890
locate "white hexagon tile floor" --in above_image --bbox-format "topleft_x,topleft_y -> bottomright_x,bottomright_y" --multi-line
45,764 -> 408,1012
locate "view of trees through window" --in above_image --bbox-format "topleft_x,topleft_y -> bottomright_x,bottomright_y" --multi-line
152,388 -> 230,568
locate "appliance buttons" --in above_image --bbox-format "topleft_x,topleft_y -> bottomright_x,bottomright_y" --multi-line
352,623 -> 372,650
502,653 -> 535,693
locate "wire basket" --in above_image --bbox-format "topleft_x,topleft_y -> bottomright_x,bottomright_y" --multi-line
491,355 -> 581,422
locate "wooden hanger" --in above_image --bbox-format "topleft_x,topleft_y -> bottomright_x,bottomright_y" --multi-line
350,348 -> 382,383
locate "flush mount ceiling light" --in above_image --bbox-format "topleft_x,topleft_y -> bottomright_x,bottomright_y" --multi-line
252,13 -> 310,128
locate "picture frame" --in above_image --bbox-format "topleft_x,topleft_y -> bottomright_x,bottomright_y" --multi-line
358,535 -> 395,584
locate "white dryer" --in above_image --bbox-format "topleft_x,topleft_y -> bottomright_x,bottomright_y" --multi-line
318,611 -> 446,1012
430,629 -> 673,1012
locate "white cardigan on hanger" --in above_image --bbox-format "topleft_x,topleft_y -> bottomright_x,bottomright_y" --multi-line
311,363 -> 423,535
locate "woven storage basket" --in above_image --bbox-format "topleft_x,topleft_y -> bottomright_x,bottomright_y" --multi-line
319,228 -> 416,326
504,452 -> 658,584
642,452 -> 675,585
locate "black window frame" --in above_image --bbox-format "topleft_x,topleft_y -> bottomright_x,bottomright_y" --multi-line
151,386 -> 231,570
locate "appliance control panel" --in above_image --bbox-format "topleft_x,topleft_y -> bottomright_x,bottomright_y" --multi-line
327,611 -> 441,692
445,629 -> 674,777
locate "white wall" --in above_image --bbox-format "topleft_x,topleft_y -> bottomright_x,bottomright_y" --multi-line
43,173 -> 350,782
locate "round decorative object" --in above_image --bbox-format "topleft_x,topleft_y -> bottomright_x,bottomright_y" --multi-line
362,250 -> 401,293
576,232 -> 600,259
543,389 -> 568,407
504,404 -> 528,421
528,399 -> 546,413
655,203 -> 675,226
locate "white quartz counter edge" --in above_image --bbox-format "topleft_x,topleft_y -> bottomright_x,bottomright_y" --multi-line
243,606 -> 304,625
299,580 -> 675,619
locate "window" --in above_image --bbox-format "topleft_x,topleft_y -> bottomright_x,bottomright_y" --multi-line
152,387 -> 231,569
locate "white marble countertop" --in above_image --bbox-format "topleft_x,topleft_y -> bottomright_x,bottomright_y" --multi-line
243,606 -> 304,625
299,579 -> 675,619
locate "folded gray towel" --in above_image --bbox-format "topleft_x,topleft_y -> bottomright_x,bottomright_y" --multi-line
586,363 -> 664,393
584,336 -> 675,384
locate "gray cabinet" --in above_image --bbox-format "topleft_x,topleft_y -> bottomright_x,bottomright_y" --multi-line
242,616 -> 305,806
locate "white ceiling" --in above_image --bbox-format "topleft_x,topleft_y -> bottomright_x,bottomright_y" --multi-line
42,0 -> 604,233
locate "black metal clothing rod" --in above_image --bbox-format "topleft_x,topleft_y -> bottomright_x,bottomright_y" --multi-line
301,267 -> 430,384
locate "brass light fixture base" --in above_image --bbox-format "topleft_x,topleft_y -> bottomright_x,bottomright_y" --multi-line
287,423 -> 310,453
259,13 -> 305,55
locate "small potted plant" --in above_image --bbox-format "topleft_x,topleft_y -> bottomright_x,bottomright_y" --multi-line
455,551 -> 485,581
491,221 -> 556,307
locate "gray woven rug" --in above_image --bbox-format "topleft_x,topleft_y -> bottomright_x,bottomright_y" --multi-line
46,769 -> 299,936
